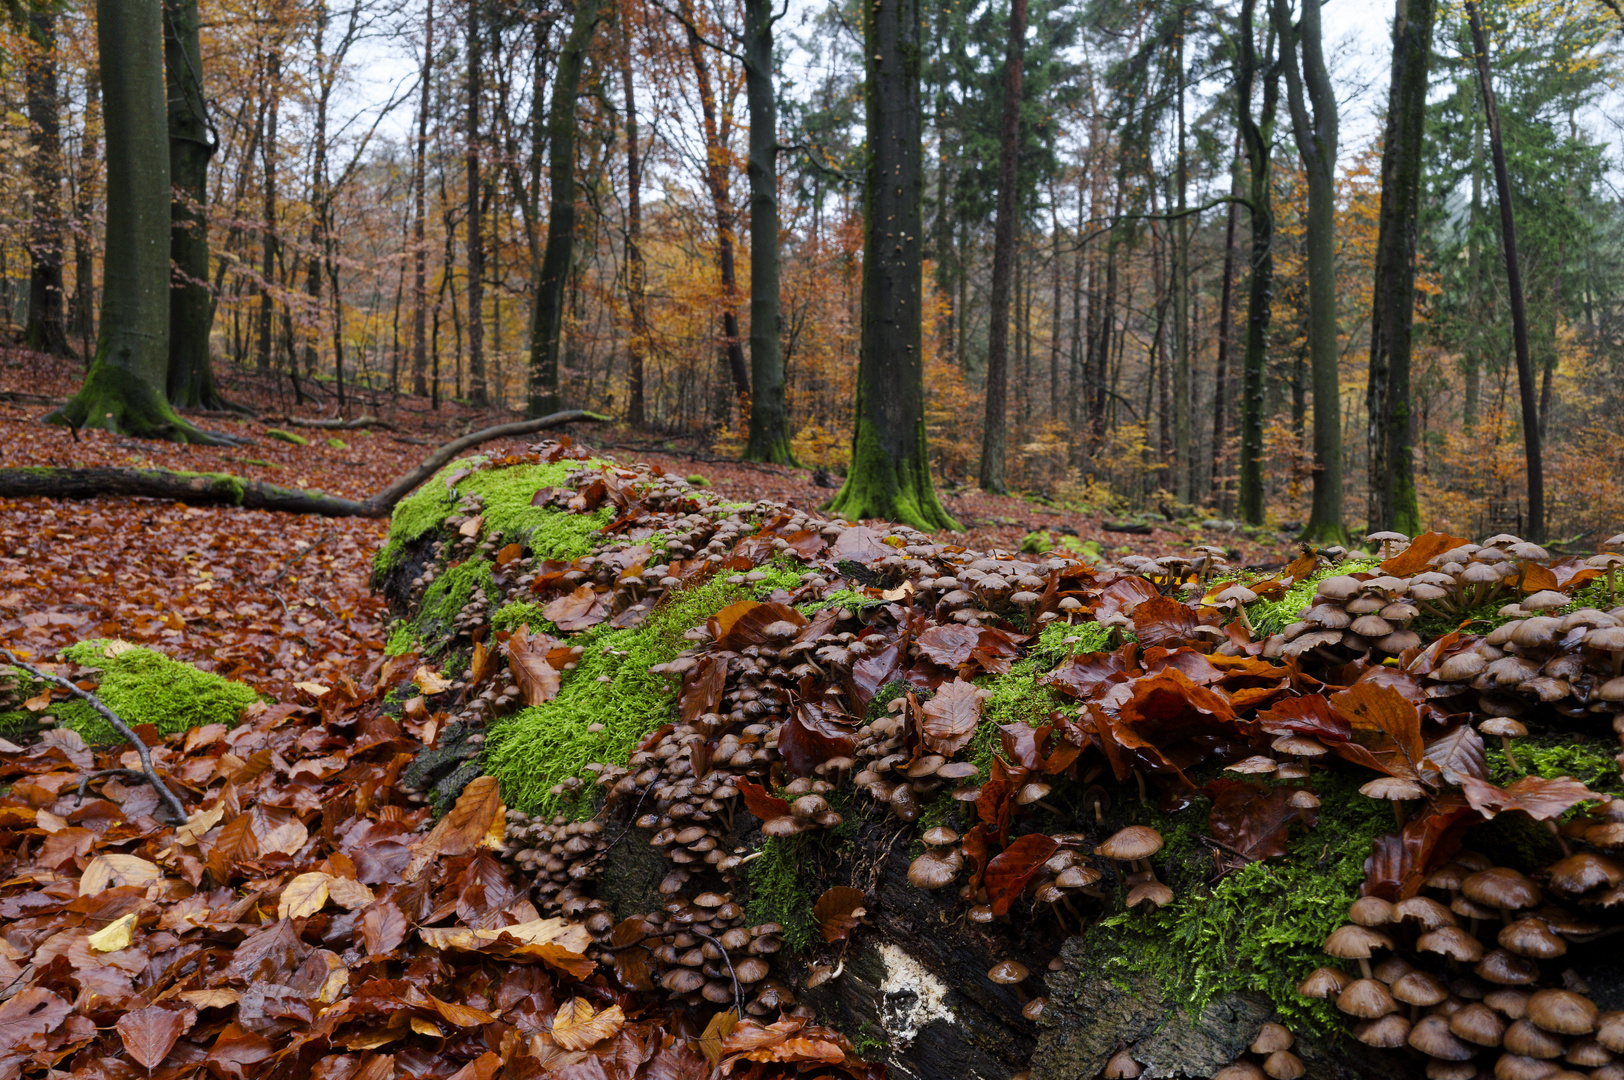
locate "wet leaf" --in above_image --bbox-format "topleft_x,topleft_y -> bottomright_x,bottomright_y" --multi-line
915,625 -> 982,669
79,853 -> 160,896
361,900 -> 409,958
544,584 -> 609,632
116,1004 -> 191,1069
1378,531 -> 1470,576
984,833 -> 1061,916
1205,778 -> 1318,861
410,775 -> 504,866
1330,681 -> 1425,781
87,912 -> 137,952
1364,797 -> 1477,901
813,886 -> 866,943
777,706 -> 857,776
1131,595 -> 1202,649
1422,723 -> 1488,785
919,678 -> 982,755
695,1009 -> 740,1070
551,998 -> 626,1051
278,871 -> 332,920
735,778 -> 790,820
507,624 -> 563,705
1459,774 -> 1599,821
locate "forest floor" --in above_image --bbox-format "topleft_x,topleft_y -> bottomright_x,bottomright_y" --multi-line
0,347 -> 1294,695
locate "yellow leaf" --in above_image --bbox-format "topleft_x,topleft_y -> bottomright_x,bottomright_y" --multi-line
80,854 -> 160,896
278,872 -> 332,920
313,950 -> 348,1003
458,514 -> 484,538
174,803 -> 224,847
293,680 -> 331,698
177,989 -> 239,1009
696,1009 -> 739,1068
326,877 -> 375,910
417,916 -> 593,955
428,995 -> 497,1027
411,1016 -> 444,1038
87,913 -> 137,952
413,666 -> 453,696
551,999 -> 625,1051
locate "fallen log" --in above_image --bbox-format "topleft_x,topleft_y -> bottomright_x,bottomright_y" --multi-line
265,413 -> 399,431
1101,520 -> 1154,534
0,409 -> 609,516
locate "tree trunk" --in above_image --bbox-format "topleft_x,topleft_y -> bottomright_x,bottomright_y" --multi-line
618,5 -> 647,428
1171,14 -> 1192,504
1237,0 -> 1278,527
1273,0 -> 1346,544
69,70 -> 100,359
1464,0 -> 1544,542
50,1 -> 221,444
1364,0 -> 1435,536
527,0 -> 603,416
826,0 -> 958,531
1462,117 -> 1482,430
412,0 -> 435,398
465,0 -> 488,407
978,0 -> 1026,495
257,50 -> 282,375
164,0 -> 225,409
742,0 -> 796,464
1210,142 -> 1241,501
24,11 -> 71,358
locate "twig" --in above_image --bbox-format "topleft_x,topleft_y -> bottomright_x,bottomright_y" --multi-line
270,528 -> 336,586
76,768 -> 147,803
0,648 -> 189,825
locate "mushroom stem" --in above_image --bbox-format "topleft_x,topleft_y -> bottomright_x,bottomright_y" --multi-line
1135,770 -> 1148,806
1358,958 -> 1373,981
1393,801 -> 1407,829
1543,818 -> 1572,858
1500,735 -> 1523,774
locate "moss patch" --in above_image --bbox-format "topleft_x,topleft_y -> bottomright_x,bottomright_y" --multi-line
1487,734 -> 1623,796
53,640 -> 259,743
1078,769 -> 1390,1034
1244,559 -> 1380,638
491,601 -> 554,635
385,558 -> 497,656
265,428 -> 308,445
374,457 -> 611,575
743,835 -> 819,953
970,620 -> 1115,769
484,562 -> 805,816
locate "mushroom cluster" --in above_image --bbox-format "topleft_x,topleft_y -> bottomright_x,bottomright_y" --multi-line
498,812 -> 608,913
1421,606 -> 1624,724
1303,843 -> 1624,1076
1265,572 -> 1424,662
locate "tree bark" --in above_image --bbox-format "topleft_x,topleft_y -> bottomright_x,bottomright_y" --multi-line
741,0 -> 796,464
50,0 -> 220,444
1171,12 -> 1192,504
1464,0 -> 1544,542
69,71 -> 100,358
1273,0 -> 1346,544
826,0 -> 958,531
164,0 -> 225,409
618,4 -> 648,428
1210,140 -> 1241,500
978,0 -> 1026,495
527,0 -> 603,417
257,49 -> 282,375
24,11 -> 71,358
465,0 -> 488,406
1236,0 -> 1279,527
1364,0 -> 1435,536
412,0 -> 435,398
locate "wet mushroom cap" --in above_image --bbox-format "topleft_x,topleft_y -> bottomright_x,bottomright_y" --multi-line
988,960 -> 1029,985
1095,825 -> 1164,862
1354,1014 -> 1412,1048
1250,1022 -> 1294,1054
1337,978 -> 1398,1018
1448,1002 -> 1507,1046
1527,988 -> 1599,1036
1297,967 -> 1353,999
1408,1015 -> 1475,1062
1463,867 -> 1543,912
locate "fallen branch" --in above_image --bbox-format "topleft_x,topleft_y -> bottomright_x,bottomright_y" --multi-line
0,409 -> 611,517
0,648 -> 190,825
266,413 -> 399,431
1102,521 -> 1155,535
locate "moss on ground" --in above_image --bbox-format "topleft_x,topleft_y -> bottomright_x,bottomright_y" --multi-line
265,428 -> 308,445
52,640 -> 259,743
801,588 -> 887,617
744,835 -> 818,952
1244,559 -> 1380,638
484,562 -> 805,816
373,457 -> 610,575
1487,734 -> 1623,796
969,620 -> 1114,770
491,601 -> 554,635
1078,769 -> 1390,1034
386,558 -> 498,656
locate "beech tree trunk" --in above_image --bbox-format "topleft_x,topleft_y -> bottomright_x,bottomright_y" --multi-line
465,0 -> 488,407
164,0 -> 225,409
528,0 -> 603,416
50,0 -> 219,444
257,50 -> 282,375
978,0 -> 1026,495
827,0 -> 958,532
1171,14 -> 1192,504
1210,144 -> 1241,500
618,8 -> 648,429
1464,0 -> 1544,543
24,11 -> 71,358
1365,0 -> 1436,536
741,0 -> 795,464
1274,0 -> 1346,545
412,0 -> 435,398
1236,0 -> 1279,527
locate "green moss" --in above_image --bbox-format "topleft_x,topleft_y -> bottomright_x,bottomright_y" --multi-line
0,711 -> 41,742
686,474 -> 710,487
1020,531 -> 1053,555
1080,770 -> 1390,1034
54,640 -> 259,743
265,428 -> 308,446
802,589 -> 886,616
326,437 -> 348,449
970,620 -> 1114,769
385,558 -> 497,657
491,601 -> 554,635
1244,559 -> 1380,637
373,457 -> 611,574
743,835 -> 818,952
1487,735 -> 1623,796
485,565 -> 804,817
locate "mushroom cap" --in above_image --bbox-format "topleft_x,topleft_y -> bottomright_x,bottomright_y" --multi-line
1056,865 -> 1103,889
1262,1051 -> 1304,1080
1424,1062 -> 1477,1080
1337,978 -> 1398,1018
1360,776 -> 1427,802
1212,1064 -> 1266,1080
1498,918 -> 1567,960
1394,896 -> 1457,930
1480,717 -> 1529,738
1475,949 -> 1541,986
1353,1013 -> 1412,1048
921,826 -> 960,848
1522,591 -> 1569,612
1463,867 -> 1543,911
1095,825 -> 1164,861
987,960 -> 1029,985
908,850 -> 960,890
1272,733 -> 1329,757
1297,967 -> 1353,999
1102,1050 -> 1144,1079
1126,881 -> 1174,909
1409,1014 -> 1476,1061
1324,924 -> 1394,959
1417,926 -> 1486,963
1503,1017 -> 1567,1058
1251,1022 -> 1294,1054
734,957 -> 771,984
1349,896 -> 1395,927
762,815 -> 810,837
1226,755 -> 1280,775
1527,989 -> 1599,1036
1599,1011 -> 1624,1052
1565,1038 -> 1612,1067
1391,970 -> 1450,1007
1485,988 -> 1532,1020
1449,1001 -> 1508,1047
1015,781 -> 1053,805
1550,852 -> 1624,898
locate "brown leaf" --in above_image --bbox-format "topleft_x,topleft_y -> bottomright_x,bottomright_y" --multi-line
1422,723 -> 1488,785
1364,797 -> 1476,900
116,1004 -> 190,1069
813,886 -> 866,943
1205,778 -> 1318,861
428,995 -> 497,1027
679,654 -> 728,725
829,525 -> 894,565
708,601 -> 807,650
445,1052 -> 503,1080
914,625 -> 982,669
0,987 -> 71,1047
552,998 -> 626,1051
1130,595 -> 1201,649
495,542 -> 524,566
984,833 -> 1061,916
695,1009 -> 740,1070
410,775 -> 504,868
1256,694 -> 1349,742
1330,681 -> 1425,782
1378,531 -> 1470,577
1459,775 -> 1599,821
544,584 -> 609,632
508,624 -> 563,705
777,705 -> 857,776
919,679 -> 983,755
361,900 -> 408,958
735,778 -> 790,821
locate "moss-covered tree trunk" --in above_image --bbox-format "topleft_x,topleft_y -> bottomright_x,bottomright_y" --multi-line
827,0 -> 958,533
527,0 -> 602,417
24,11 -> 71,359
976,0 -> 1025,496
1236,0 -> 1278,528
164,0 -> 226,410
50,0 -> 221,444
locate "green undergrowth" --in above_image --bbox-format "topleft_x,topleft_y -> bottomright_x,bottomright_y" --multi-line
1243,559 -> 1380,638
387,558 -> 498,656
969,619 -> 1115,771
374,457 -> 610,575
491,601 -> 553,635
801,589 -> 887,616
265,428 -> 308,445
743,836 -> 818,952
1079,769 -> 1390,1034
1487,734 -> 1623,796
52,640 -> 258,744
485,561 -> 805,817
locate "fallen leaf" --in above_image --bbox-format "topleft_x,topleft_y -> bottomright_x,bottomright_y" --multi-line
278,871 -> 333,920
508,624 -> 563,705
544,584 -> 609,632
412,665 -> 452,695
919,678 -> 983,756
1460,774 -> 1599,821
985,833 -> 1061,916
79,853 -> 160,896
1378,531 -> 1470,577
87,912 -> 138,952
813,885 -> 866,943
116,1003 -> 189,1069
552,998 -> 626,1051
735,778 -> 790,820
